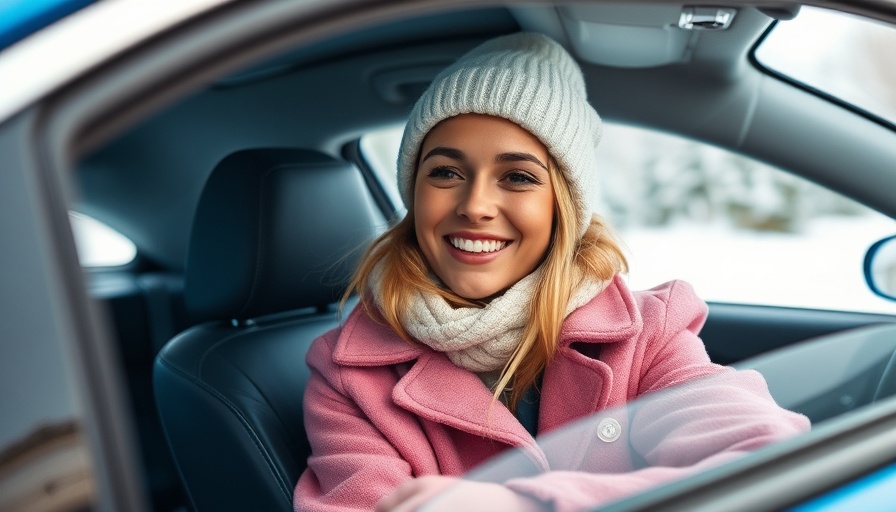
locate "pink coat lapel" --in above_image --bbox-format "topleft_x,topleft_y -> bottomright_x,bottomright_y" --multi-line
331,275 -> 641,452
540,275 -> 643,432
392,351 -> 550,468
333,306 -> 547,464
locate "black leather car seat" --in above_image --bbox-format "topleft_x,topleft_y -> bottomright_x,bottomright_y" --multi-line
153,148 -> 381,511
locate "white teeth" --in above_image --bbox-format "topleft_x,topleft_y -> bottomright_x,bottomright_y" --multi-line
449,237 -> 507,253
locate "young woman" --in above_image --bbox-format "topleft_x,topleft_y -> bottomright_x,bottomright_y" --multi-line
293,33 -> 809,512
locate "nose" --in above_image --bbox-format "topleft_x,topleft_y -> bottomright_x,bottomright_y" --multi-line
456,177 -> 498,222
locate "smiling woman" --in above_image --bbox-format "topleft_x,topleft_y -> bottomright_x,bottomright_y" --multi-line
294,31 -> 809,512
413,114 -> 556,301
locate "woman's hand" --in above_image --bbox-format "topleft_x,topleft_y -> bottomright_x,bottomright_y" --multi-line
375,475 -> 545,512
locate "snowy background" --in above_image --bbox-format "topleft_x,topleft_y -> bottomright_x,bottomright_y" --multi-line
597,124 -> 896,314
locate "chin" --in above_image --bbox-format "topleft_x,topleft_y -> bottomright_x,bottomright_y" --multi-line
446,282 -> 495,301
450,281 -> 511,303
455,289 -> 495,302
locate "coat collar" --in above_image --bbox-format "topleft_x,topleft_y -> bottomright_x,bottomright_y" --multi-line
331,304 -> 424,366
390,350 -> 550,469
330,275 -> 642,460
558,274 -> 642,347
331,303 -> 550,467
332,274 -> 641,367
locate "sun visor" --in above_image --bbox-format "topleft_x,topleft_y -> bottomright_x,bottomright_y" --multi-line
559,4 -> 696,68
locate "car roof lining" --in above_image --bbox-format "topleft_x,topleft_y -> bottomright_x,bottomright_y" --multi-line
54,0 -> 896,271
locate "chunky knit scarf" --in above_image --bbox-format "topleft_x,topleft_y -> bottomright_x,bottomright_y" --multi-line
371,265 -> 607,372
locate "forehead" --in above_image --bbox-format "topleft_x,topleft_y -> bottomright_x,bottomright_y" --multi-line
421,114 -> 548,156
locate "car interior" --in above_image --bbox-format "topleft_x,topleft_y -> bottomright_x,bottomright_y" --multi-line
56,2 -> 896,510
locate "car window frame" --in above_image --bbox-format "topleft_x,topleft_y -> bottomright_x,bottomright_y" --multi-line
12,1 -> 896,511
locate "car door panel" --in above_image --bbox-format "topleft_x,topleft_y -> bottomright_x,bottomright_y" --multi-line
703,302 -> 896,365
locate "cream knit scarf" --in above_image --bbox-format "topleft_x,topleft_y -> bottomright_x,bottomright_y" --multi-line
371,265 -> 607,372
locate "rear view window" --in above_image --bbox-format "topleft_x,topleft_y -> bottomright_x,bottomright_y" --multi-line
69,212 -> 136,267
360,125 -> 404,213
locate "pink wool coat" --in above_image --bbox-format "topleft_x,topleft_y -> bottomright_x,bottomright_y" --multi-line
293,277 -> 810,511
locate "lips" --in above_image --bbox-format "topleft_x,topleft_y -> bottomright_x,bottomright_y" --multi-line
446,236 -> 509,254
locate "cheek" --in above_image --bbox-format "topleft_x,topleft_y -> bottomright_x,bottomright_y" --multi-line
413,186 -> 448,246
511,193 -> 555,245
413,189 -> 433,230
413,176 -> 430,230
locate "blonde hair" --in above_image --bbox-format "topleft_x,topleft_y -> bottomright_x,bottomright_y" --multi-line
344,159 -> 628,412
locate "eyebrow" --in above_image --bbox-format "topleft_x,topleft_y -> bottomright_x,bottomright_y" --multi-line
421,147 -> 548,171
495,152 -> 548,171
421,146 -> 465,162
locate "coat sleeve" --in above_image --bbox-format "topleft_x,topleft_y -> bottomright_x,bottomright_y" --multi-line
500,281 -> 811,512
293,331 -> 414,512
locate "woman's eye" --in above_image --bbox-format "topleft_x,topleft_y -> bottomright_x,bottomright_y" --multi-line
505,171 -> 540,185
427,166 -> 461,180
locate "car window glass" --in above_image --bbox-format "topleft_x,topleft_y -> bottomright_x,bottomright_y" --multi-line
755,6 -> 896,127
360,122 -> 896,314
360,125 -> 405,215
69,212 -> 136,268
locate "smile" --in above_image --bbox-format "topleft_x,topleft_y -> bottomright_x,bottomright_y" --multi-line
447,236 -> 508,254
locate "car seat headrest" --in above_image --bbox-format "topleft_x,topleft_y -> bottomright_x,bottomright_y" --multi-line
184,148 -> 381,321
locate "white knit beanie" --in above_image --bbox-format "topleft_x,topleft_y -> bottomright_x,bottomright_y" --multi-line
397,32 -> 602,238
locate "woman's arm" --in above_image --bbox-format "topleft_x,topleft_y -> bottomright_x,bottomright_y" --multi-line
629,280 -> 810,467
425,281 -> 810,512
500,368 -> 808,511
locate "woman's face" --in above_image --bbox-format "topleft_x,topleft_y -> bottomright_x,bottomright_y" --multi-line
414,114 -> 555,300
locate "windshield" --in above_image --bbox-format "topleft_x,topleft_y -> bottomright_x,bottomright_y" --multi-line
754,6 -> 896,127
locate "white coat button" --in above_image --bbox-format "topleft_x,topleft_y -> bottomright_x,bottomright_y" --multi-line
596,418 -> 621,443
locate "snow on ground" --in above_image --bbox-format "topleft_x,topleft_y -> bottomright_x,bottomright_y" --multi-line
620,214 -> 896,315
